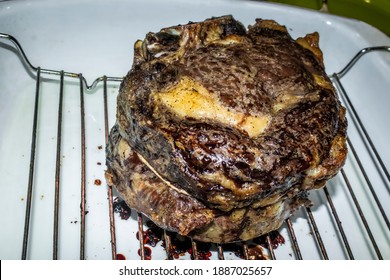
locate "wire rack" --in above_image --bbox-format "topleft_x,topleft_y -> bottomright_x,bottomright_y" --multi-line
0,33 -> 389,260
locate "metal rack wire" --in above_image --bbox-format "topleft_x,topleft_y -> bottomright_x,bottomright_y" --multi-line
0,33 -> 389,260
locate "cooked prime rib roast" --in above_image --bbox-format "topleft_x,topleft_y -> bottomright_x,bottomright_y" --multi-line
105,15 -> 347,243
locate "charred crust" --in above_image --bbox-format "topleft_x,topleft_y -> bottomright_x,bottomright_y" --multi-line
108,16 -> 348,241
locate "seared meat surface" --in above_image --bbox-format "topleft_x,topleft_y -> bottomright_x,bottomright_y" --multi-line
106,16 -> 347,243
106,125 -> 310,242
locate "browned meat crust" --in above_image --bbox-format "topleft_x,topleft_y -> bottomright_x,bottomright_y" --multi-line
106,126 -> 310,242
106,15 -> 347,243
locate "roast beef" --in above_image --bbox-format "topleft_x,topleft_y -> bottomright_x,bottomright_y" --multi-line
106,15 -> 347,243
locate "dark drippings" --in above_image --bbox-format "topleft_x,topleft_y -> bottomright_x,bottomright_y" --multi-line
188,241 -> 212,260
113,197 -> 132,220
163,235 -> 191,259
254,230 -> 285,249
135,220 -> 213,260
138,246 -> 152,260
222,243 -> 246,259
94,179 -> 102,186
136,221 -> 164,247
116,253 -> 126,260
163,234 -> 212,260
132,221 -> 283,260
